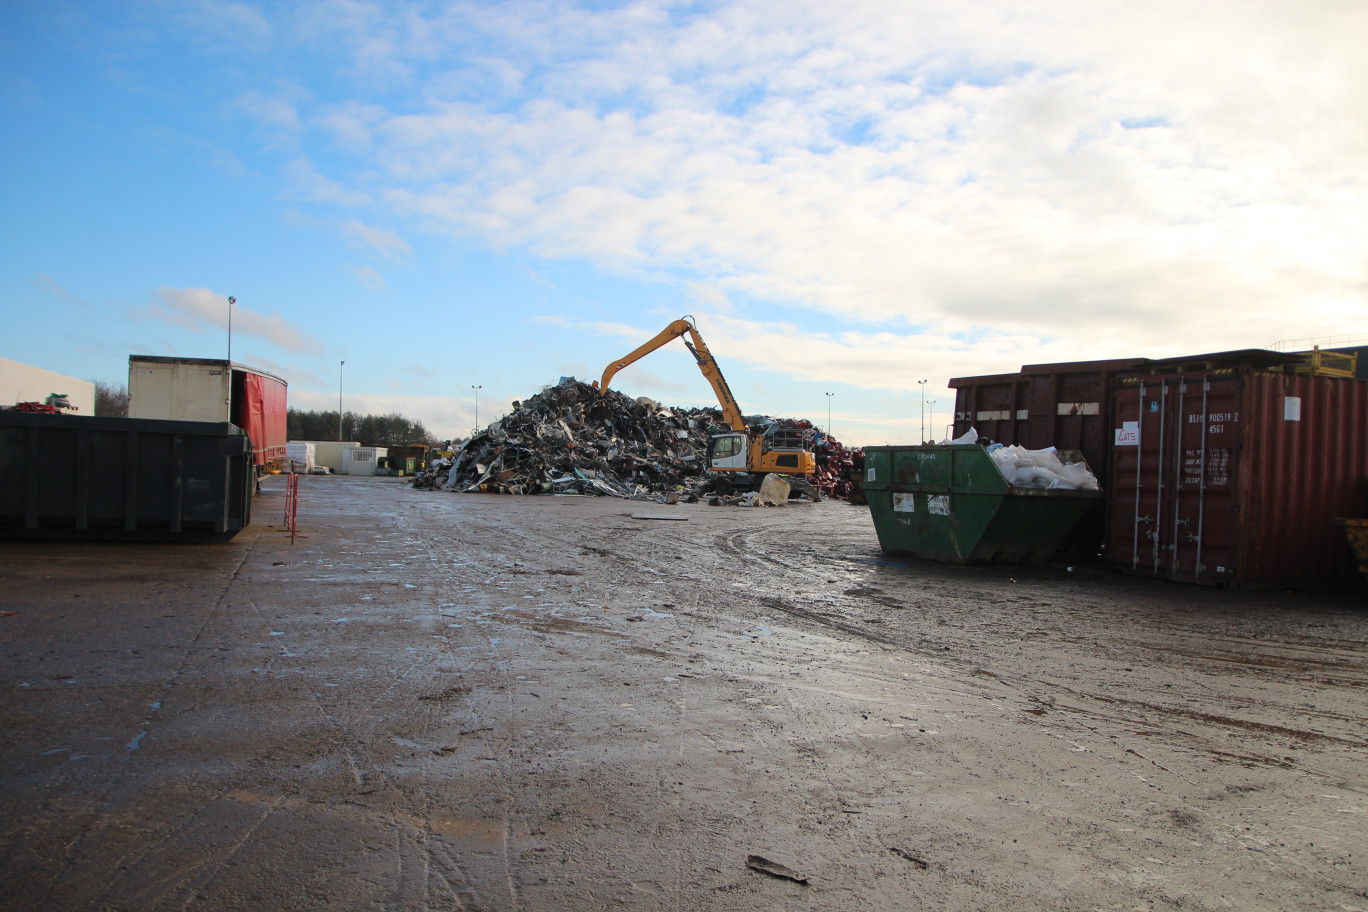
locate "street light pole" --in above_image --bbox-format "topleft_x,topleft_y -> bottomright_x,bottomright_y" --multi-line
227,296 -> 235,364
919,380 -> 930,443
928,399 -> 936,441
825,392 -> 835,439
472,385 -> 482,435
338,361 -> 345,441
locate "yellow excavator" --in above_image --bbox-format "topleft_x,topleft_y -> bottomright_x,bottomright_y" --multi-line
593,316 -> 822,499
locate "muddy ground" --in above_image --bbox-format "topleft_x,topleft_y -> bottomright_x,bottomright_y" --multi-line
2,475 -> 1366,911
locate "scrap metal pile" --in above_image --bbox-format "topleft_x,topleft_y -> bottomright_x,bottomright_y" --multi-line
812,431 -> 866,500
411,377 -> 867,500
414,378 -> 723,498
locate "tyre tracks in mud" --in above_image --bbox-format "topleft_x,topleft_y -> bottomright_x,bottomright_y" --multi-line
28,531 -> 268,912
410,497 -> 1368,798
689,513 -> 1368,784
353,498 -> 736,910
8,481 -> 1368,911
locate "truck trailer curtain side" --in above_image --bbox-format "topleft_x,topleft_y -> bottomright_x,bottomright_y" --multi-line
129,356 -> 288,469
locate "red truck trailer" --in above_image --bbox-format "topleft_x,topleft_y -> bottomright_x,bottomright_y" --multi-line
128,356 -> 287,471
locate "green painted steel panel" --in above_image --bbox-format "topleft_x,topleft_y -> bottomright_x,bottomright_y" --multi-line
865,444 -> 1100,564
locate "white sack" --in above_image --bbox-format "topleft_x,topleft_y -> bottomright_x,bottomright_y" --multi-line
757,473 -> 791,506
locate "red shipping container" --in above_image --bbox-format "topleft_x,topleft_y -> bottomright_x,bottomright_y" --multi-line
951,358 -> 1149,479
1107,365 -> 1368,587
951,358 -> 1149,556
949,371 -> 1027,448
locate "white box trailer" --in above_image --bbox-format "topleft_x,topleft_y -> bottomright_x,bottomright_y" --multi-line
128,356 -> 288,469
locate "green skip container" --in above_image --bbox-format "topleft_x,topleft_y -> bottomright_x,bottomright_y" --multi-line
863,444 -> 1101,564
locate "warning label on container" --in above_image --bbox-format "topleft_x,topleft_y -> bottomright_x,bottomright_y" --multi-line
1183,448 -> 1230,487
893,493 -> 915,513
928,495 -> 951,516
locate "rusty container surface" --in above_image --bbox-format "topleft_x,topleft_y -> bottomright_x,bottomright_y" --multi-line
947,371 -> 1028,448
951,358 -> 1149,489
951,358 -> 1149,555
1106,368 -> 1368,588
1335,519 -> 1368,577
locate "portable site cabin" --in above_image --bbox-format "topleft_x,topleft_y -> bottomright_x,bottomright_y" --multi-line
299,441 -> 361,473
344,446 -> 388,475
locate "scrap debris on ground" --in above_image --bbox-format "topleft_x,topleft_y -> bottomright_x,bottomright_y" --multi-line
411,377 -> 866,502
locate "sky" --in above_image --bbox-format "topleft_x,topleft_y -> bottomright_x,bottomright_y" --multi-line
2,0 -> 1365,447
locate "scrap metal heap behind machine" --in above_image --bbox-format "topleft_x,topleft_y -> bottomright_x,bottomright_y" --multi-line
418,318 -> 854,499
419,377 -> 748,497
593,316 -> 823,500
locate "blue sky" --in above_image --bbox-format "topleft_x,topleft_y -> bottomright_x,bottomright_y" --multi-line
3,1 -> 1365,445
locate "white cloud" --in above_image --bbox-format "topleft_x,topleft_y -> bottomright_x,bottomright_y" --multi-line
685,281 -> 733,313
521,264 -> 558,291
315,101 -> 388,151
141,286 -> 324,354
233,89 -> 303,133
342,220 -> 411,260
253,2 -> 1367,372
34,274 -> 95,313
283,157 -> 371,206
347,264 -> 386,290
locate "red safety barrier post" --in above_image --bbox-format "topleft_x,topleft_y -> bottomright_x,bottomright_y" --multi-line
285,471 -> 299,544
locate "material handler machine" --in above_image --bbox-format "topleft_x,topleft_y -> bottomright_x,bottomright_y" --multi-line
594,317 -> 821,499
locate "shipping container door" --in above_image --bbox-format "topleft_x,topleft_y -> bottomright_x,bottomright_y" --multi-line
1110,376 -> 1241,582
129,364 -> 174,420
1114,380 -> 1170,573
1168,376 -> 1241,582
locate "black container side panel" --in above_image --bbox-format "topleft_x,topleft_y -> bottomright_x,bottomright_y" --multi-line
0,414 -> 253,540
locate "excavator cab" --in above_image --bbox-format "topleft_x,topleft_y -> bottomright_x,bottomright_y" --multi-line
706,432 -> 749,471
594,315 -> 821,498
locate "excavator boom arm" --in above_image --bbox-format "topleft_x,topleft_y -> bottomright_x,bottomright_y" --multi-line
595,317 -> 747,431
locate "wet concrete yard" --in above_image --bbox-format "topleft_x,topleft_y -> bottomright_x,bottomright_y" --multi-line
2,475 -> 1366,910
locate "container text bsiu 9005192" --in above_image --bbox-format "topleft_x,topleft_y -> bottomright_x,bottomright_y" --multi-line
1107,365 -> 1368,588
